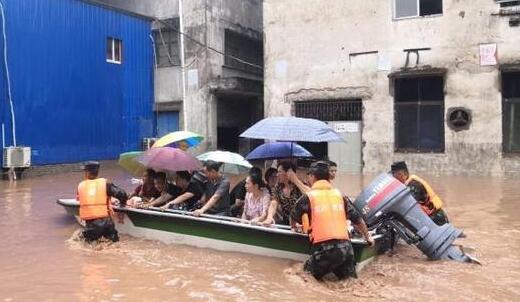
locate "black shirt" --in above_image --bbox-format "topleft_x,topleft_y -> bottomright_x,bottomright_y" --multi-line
291,194 -> 363,226
182,180 -> 204,210
229,179 -> 247,205
166,183 -> 183,199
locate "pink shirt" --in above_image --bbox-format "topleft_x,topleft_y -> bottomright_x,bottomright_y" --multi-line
243,188 -> 271,220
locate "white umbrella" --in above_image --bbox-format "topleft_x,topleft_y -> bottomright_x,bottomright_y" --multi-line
197,151 -> 252,175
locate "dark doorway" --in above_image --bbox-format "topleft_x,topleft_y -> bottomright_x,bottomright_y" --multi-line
217,96 -> 264,154
217,127 -> 239,152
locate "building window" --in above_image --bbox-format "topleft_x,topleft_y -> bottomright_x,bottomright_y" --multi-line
153,18 -> 181,67
497,0 -> 520,8
294,100 -> 363,121
394,76 -> 445,153
394,0 -> 443,19
224,29 -> 263,74
106,37 -> 122,64
502,72 -> 520,153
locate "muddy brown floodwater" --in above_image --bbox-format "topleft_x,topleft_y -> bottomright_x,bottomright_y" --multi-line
1,162 -> 519,301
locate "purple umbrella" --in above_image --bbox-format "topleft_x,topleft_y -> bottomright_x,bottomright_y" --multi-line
137,147 -> 201,172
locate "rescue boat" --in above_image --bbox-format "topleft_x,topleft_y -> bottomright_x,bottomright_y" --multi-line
57,198 -> 389,269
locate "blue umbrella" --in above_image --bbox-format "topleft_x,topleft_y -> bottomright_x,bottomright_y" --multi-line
246,142 -> 313,160
240,117 -> 343,142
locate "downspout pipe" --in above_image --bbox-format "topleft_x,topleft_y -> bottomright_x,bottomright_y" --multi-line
179,0 -> 188,131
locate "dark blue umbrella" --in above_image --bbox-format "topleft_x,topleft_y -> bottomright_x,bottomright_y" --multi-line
240,117 -> 343,142
246,142 -> 313,160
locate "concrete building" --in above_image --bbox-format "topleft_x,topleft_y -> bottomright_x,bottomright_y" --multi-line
264,0 -> 520,175
99,0 -> 264,154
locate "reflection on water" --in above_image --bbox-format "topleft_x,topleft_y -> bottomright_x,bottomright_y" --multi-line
1,162 -> 520,301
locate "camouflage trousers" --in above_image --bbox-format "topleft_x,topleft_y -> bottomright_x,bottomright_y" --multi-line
304,240 -> 357,280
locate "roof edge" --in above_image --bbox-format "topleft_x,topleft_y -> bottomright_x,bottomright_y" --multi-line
79,0 -> 155,21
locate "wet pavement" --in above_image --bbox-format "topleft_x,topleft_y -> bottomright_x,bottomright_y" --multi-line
1,162 -> 519,301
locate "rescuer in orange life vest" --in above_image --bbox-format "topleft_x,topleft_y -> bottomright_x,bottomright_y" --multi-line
390,161 -> 449,226
291,161 -> 374,280
77,161 -> 128,243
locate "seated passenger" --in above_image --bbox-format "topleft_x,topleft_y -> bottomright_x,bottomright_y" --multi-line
192,161 -> 231,216
175,140 -> 189,152
241,173 -> 271,222
230,167 -> 262,217
264,167 -> 278,193
138,172 -> 182,209
160,171 -> 204,211
262,162 -> 303,225
127,169 -> 161,207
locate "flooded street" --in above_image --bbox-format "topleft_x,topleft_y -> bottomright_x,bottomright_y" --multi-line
1,163 -> 519,302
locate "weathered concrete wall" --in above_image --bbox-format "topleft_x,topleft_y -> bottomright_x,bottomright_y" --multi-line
182,0 -> 263,151
100,0 -> 179,18
264,0 -> 520,175
155,67 -> 183,102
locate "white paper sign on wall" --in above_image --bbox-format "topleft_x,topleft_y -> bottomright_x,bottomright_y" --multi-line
187,69 -> 199,87
333,122 -> 359,133
479,43 -> 497,66
275,60 -> 288,78
378,52 -> 391,71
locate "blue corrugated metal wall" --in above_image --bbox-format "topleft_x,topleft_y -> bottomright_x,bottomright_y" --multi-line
0,0 -> 153,165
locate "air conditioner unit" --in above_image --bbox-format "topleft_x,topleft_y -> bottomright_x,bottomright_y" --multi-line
142,138 -> 157,151
3,147 -> 31,168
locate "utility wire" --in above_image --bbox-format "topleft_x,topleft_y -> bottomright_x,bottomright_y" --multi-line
0,0 -> 16,147
155,18 -> 263,71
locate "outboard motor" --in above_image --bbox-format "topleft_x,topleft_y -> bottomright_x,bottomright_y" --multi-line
354,173 -> 475,263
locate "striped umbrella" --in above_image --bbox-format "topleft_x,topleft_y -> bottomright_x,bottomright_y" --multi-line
152,131 -> 204,149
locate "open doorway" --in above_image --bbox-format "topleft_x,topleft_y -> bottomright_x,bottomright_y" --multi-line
217,96 -> 263,154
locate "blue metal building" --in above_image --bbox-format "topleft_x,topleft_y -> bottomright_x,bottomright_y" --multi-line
0,0 -> 154,165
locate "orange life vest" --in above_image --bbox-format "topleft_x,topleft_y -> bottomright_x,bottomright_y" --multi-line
78,178 -> 109,221
306,180 -> 349,244
406,175 -> 443,215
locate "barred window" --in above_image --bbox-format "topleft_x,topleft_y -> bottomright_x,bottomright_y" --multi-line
294,100 -> 362,121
